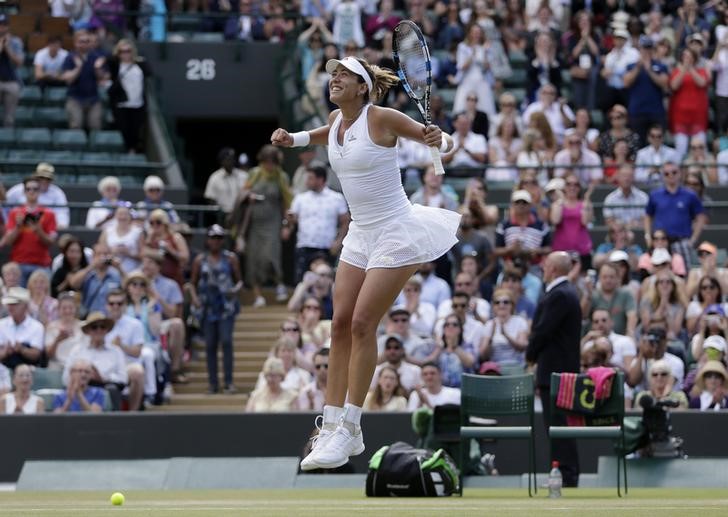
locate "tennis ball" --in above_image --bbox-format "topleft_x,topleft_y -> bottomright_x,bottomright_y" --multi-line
110,492 -> 125,506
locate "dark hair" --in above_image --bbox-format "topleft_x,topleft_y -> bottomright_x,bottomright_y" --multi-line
217,147 -> 235,164
421,361 -> 440,371
315,348 -> 330,359
106,289 -> 125,302
452,290 -> 470,301
441,313 -> 465,347
306,165 -> 327,181
257,144 -> 282,165
371,366 -> 406,408
23,176 -> 39,187
698,275 -> 722,304
48,35 -> 62,44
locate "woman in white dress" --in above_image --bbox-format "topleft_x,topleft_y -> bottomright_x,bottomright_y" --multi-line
98,204 -> 144,273
271,56 -> 459,470
0,364 -> 44,414
453,23 -> 496,117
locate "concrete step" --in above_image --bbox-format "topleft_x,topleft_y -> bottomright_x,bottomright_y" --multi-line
172,382 -> 256,394
184,360 -> 267,373
164,393 -> 249,406
149,404 -> 246,413
192,341 -> 277,352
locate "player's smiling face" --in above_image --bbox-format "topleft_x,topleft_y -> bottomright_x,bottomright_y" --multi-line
329,66 -> 366,102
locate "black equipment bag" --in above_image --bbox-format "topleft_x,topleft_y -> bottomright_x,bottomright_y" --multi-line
365,441 -> 460,497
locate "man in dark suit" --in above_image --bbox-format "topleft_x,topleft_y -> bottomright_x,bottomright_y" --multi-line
526,251 -> 582,486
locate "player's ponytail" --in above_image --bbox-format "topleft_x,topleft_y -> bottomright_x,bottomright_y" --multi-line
356,58 -> 399,103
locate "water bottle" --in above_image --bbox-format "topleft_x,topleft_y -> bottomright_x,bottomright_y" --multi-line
548,460 -> 562,498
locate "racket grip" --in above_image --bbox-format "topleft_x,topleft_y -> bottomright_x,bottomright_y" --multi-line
429,146 -> 446,176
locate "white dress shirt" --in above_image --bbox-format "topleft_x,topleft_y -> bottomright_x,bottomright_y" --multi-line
0,315 -> 44,350
635,144 -> 681,183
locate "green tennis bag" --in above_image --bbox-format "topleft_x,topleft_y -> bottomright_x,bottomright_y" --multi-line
365,441 -> 460,497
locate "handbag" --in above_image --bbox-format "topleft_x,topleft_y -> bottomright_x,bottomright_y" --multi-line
107,80 -> 127,103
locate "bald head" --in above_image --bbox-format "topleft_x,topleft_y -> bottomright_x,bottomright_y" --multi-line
544,251 -> 571,282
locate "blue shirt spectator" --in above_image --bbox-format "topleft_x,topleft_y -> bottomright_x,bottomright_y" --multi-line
53,386 -> 106,412
645,185 -> 704,239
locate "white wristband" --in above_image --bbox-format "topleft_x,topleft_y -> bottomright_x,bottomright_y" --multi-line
439,135 -> 449,152
290,131 -> 311,147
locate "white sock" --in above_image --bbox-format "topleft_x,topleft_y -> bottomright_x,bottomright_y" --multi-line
322,405 -> 343,429
342,403 -> 362,432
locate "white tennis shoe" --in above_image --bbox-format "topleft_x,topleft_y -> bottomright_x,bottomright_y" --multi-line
309,424 -> 365,470
300,416 -> 336,471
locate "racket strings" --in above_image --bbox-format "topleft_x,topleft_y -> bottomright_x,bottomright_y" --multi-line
394,30 -> 429,99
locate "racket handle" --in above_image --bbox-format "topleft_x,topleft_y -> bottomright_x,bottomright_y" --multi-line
429,145 -> 446,176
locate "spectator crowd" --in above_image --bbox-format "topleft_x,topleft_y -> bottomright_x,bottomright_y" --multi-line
5,0 -> 728,418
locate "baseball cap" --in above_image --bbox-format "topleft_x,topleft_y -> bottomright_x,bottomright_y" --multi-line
545,178 -> 565,193
650,248 -> 671,266
207,224 -> 226,238
638,35 -> 654,48
33,162 -> 55,180
384,334 -> 404,347
698,242 -> 717,255
688,33 -> 705,45
614,29 -> 630,39
705,304 -> 725,316
645,327 -> 666,341
609,250 -> 630,263
143,175 -> 165,191
511,190 -> 533,203
389,305 -> 410,318
704,335 -> 727,352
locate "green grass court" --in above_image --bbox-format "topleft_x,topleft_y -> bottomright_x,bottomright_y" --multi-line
1,488 -> 728,516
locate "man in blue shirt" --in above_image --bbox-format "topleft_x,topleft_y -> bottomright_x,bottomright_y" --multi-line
53,358 -> 105,412
645,161 -> 706,265
623,36 -> 669,145
70,242 -> 123,315
60,29 -> 108,130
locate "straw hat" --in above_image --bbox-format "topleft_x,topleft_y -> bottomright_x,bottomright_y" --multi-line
123,270 -> 149,290
695,360 -> 728,390
81,312 -> 114,333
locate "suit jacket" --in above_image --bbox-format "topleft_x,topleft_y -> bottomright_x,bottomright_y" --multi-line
526,279 -> 582,388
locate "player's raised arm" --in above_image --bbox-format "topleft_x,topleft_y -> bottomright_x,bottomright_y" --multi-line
270,111 -> 338,148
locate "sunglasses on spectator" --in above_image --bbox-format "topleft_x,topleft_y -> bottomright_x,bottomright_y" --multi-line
119,48 -> 132,54
385,344 -> 402,350
567,141 -> 581,146
25,186 -> 39,192
444,321 -> 461,328
391,317 -> 409,323
467,97 -> 478,102
566,181 -> 580,186
87,324 -> 106,331
107,301 -> 124,306
149,220 -> 164,226
303,305 -> 321,311
700,283 -> 718,290
493,299 -> 511,305
129,281 -> 147,287
451,303 -> 467,309
282,326 -> 300,332
592,318 -> 608,324
315,363 -> 329,370
663,169 -> 679,177
651,371 -> 669,377
704,372 -> 724,380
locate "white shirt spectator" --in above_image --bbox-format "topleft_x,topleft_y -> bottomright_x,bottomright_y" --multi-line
414,273 -> 451,309
409,301 -> 438,338
256,365 -> 311,393
372,361 -> 422,392
482,315 -> 530,365
63,341 -> 129,386
553,147 -> 603,184
291,186 -> 348,249
377,332 -> 428,358
603,185 -> 649,228
603,44 -> 639,89
33,45 -> 69,76
434,315 -> 485,348
448,131 -> 488,168
204,168 -> 249,214
713,25 -> 728,98
522,101 -> 575,144
0,364 -> 10,392
5,182 -> 70,229
583,331 -> 636,370
437,298 -> 491,322
407,385 -> 461,410
297,379 -> 325,411
106,315 -> 145,362
332,0 -> 365,48
633,352 -> 685,393
0,315 -> 44,350
85,203 -> 117,231
635,144 -> 681,183
716,148 -> 728,185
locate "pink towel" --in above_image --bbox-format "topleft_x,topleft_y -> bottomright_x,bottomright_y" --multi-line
587,367 -> 616,400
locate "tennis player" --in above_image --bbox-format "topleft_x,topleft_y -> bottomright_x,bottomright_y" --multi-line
271,56 -> 460,470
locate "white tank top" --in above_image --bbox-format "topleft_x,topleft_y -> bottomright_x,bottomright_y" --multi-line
3,392 -> 42,414
328,104 -> 412,228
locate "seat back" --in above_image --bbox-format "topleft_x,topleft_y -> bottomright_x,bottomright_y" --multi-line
550,371 -> 625,424
31,368 -> 64,390
461,373 -> 534,421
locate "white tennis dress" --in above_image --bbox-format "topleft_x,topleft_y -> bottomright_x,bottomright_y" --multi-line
328,104 -> 460,270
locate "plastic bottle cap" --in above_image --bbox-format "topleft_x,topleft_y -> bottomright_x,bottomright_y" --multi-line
551,460 -> 559,468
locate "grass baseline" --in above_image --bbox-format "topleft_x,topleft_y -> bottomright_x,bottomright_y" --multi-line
1,488 -> 727,516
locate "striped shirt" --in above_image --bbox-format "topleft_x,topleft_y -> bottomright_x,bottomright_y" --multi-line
495,215 -> 551,259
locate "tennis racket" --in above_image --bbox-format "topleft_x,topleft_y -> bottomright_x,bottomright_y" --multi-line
392,20 -> 446,175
